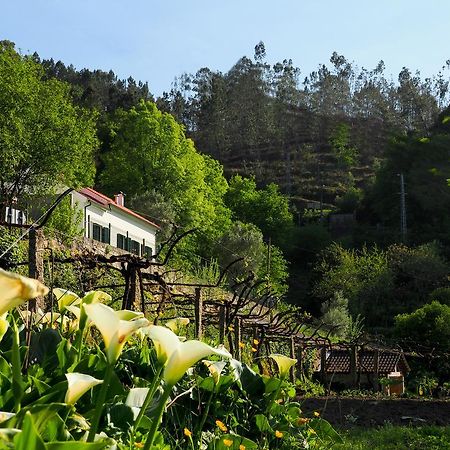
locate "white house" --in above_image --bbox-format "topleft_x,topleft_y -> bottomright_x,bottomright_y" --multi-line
72,188 -> 159,259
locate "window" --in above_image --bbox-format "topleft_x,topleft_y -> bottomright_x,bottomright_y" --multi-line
93,223 -> 110,244
117,234 -> 126,250
130,240 -> 141,255
101,227 -> 110,244
144,246 -> 153,260
92,223 -> 101,241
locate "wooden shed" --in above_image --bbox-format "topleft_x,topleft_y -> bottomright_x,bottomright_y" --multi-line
317,348 -> 410,394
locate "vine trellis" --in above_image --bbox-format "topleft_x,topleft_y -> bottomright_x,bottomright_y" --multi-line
0,224 -> 417,390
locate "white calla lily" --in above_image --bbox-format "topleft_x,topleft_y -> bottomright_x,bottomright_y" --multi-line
146,325 -> 231,386
203,360 -> 228,385
84,303 -> 149,364
165,317 -> 190,334
125,387 -> 150,420
78,290 -> 111,330
65,373 -> 103,404
269,353 -> 297,378
0,269 -> 48,315
0,313 -> 8,342
53,288 -> 81,313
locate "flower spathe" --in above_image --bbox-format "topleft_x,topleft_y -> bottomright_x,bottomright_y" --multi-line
65,373 -> 103,404
0,313 -> 8,343
84,303 -> 149,364
165,317 -> 189,334
203,360 -> 227,385
146,325 -> 231,386
269,353 -> 297,378
53,288 -> 81,313
0,269 -> 49,315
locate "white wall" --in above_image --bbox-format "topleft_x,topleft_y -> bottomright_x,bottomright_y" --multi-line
72,191 -> 157,258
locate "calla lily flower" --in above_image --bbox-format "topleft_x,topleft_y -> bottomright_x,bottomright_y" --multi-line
269,354 -> 297,378
165,317 -> 190,334
0,269 -> 48,315
53,288 -> 81,313
125,387 -> 150,419
65,373 -> 103,405
0,313 -> 8,342
146,325 -> 231,386
78,291 -> 111,331
203,360 -> 228,385
84,303 -> 149,364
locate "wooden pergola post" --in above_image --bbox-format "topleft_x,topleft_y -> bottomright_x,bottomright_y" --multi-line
28,228 -> 45,311
194,287 -> 203,339
289,336 -> 296,383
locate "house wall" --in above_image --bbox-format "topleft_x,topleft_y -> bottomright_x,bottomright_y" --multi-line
71,192 -> 157,257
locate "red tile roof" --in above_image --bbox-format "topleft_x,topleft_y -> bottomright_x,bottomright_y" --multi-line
78,188 -> 160,229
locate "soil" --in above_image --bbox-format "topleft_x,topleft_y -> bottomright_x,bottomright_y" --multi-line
300,397 -> 450,428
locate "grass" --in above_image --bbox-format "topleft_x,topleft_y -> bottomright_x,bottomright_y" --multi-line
335,425 -> 450,449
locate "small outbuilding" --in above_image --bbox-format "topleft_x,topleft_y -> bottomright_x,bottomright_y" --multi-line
317,348 -> 410,394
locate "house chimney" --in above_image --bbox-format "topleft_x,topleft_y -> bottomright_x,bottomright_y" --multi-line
114,192 -> 125,207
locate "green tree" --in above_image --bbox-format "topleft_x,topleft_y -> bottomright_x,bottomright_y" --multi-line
0,42 -> 98,210
320,291 -> 352,338
365,132 -> 450,244
99,101 -> 231,239
395,301 -> 450,383
225,175 -> 293,246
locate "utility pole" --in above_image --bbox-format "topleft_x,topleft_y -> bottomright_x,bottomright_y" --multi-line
399,173 -> 407,243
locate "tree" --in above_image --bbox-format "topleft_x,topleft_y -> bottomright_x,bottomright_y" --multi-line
0,42 -> 98,211
320,291 -> 352,338
99,101 -> 232,258
225,175 -> 293,247
395,301 -> 450,383
365,131 -> 450,244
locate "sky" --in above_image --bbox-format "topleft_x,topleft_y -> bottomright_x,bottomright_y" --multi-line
2,0 -> 450,97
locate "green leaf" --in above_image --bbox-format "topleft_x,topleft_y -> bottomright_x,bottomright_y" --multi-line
255,414 -> 272,432
442,116 -> 450,124
262,376 -> 280,394
13,412 -> 46,450
106,403 -> 134,430
29,328 -> 62,370
46,441 -> 111,450
309,418 -> 343,444
239,364 -> 265,397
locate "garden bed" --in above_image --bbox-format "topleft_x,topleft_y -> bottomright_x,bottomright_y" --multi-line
300,397 -> 450,427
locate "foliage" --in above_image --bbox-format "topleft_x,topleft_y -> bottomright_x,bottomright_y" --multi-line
42,197 -> 83,243
313,242 -> 450,329
337,425 -> 450,450
225,175 -> 293,247
329,123 -> 358,167
364,131 -> 450,245
128,190 -> 177,242
287,224 -> 332,266
100,101 -> 229,234
320,291 -> 352,338
395,301 -> 450,352
0,271 -> 341,449
0,42 -> 98,209
335,187 -> 363,213
429,287 -> 450,306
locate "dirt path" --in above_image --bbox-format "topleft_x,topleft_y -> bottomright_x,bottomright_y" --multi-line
300,397 -> 450,428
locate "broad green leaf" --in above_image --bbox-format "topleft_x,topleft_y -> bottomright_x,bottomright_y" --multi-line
13,412 -> 45,450
309,418 -> 343,444
255,414 -> 272,432
46,441 -> 111,450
